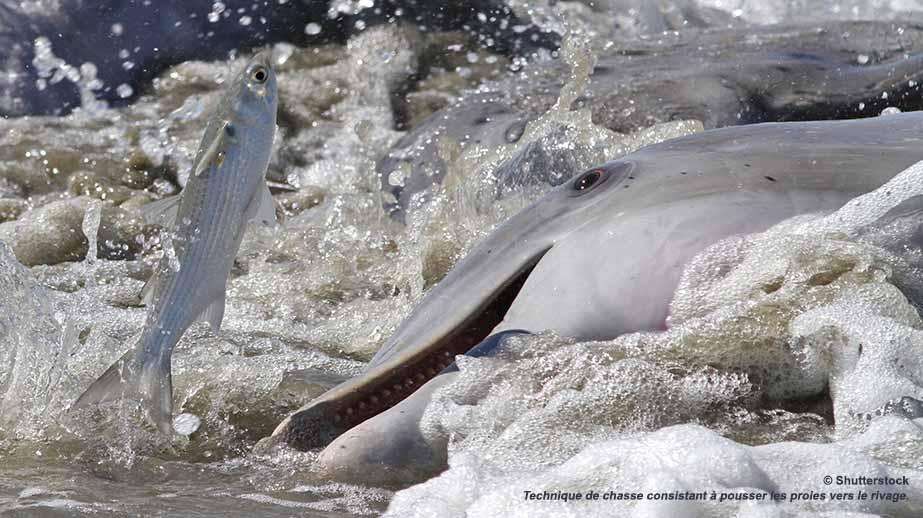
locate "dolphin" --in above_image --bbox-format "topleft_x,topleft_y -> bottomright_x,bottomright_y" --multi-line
269,112 -> 923,481
380,21 -> 923,217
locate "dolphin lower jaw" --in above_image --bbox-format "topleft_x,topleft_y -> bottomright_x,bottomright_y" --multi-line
281,352 -> 459,450
277,246 -> 552,450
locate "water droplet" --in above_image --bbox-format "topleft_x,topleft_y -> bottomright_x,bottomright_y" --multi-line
388,165 -> 410,187
880,106 -> 902,116
82,199 -> 102,265
173,413 -> 201,436
208,1 -> 226,23
79,62 -> 97,80
304,22 -> 321,35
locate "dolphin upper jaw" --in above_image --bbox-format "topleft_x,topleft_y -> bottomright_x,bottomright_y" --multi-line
267,160 -> 643,451
268,240 -> 556,451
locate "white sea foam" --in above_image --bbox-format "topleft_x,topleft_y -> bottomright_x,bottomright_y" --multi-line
385,158 -> 923,516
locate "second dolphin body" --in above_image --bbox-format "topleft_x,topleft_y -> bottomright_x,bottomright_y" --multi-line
74,51 -> 279,434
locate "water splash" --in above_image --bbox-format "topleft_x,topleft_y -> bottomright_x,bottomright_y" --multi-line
32,37 -> 109,115
382,156 -> 923,514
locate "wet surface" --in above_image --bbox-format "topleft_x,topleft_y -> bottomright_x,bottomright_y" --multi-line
3,1 -> 923,516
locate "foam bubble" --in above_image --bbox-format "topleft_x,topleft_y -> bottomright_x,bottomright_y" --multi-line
386,159 -> 923,514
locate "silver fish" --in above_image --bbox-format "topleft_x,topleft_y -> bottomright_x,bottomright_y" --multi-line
73,51 -> 279,434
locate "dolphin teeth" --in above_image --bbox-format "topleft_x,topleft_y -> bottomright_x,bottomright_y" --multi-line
425,368 -> 437,377
380,390 -> 390,398
392,384 -> 401,392
358,401 -> 367,410
414,373 -> 426,382
369,396 -> 379,405
404,379 -> 414,387
333,414 -> 342,423
346,407 -> 354,416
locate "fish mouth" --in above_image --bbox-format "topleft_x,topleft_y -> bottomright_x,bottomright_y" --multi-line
271,246 -> 551,451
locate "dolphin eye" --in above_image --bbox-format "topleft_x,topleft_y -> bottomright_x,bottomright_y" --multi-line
574,169 -> 603,191
568,161 -> 633,198
251,66 -> 268,83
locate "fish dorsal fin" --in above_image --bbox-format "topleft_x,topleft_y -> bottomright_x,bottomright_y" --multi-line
196,293 -> 226,333
252,181 -> 279,228
193,121 -> 233,178
140,195 -> 182,228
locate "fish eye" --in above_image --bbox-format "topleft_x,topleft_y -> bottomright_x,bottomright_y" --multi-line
573,169 -> 603,191
251,66 -> 268,83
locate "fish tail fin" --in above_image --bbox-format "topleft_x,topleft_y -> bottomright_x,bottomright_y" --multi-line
73,345 -> 174,435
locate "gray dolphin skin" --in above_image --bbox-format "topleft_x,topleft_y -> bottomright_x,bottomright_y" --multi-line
379,21 -> 923,217
270,112 -> 923,479
73,51 -> 278,434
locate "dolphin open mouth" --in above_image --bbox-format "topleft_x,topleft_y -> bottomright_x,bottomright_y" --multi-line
276,246 -> 552,450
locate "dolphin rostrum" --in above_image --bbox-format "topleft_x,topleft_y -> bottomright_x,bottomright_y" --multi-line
269,112 -> 923,479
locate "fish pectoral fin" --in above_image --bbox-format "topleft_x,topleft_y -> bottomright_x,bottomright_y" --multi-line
251,181 -> 279,228
196,293 -> 226,333
193,121 -> 232,178
140,195 -> 182,228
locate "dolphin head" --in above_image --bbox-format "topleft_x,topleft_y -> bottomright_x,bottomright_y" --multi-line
269,159 -> 640,450
369,159 -> 640,362
529,159 -> 639,230
268,113 -> 923,482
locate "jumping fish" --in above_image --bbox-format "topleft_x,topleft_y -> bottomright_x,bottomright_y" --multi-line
73,51 -> 279,434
